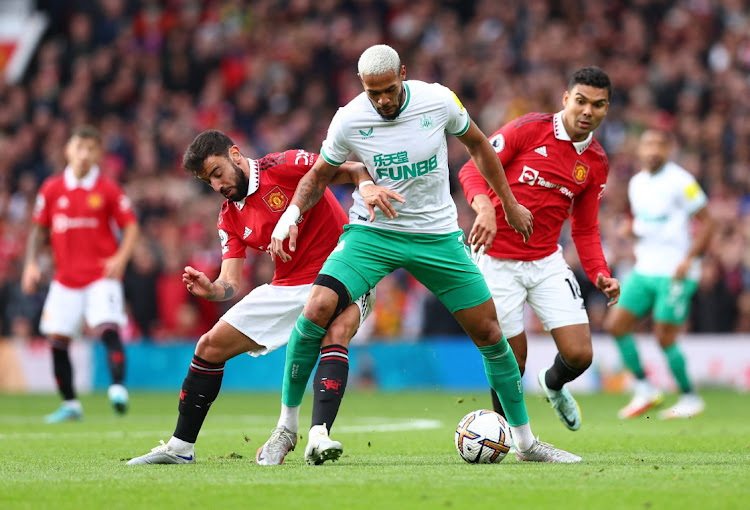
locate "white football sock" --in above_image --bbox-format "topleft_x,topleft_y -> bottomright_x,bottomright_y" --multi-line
510,423 -> 535,452
277,403 -> 300,433
167,436 -> 194,453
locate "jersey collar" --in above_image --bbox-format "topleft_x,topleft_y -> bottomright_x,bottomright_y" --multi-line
63,165 -> 100,190
233,158 -> 260,210
553,111 -> 593,155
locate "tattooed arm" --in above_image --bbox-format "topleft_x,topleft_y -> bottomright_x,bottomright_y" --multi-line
183,258 -> 243,301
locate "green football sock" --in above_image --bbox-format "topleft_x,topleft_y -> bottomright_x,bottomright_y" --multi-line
478,339 -> 529,427
664,343 -> 692,394
615,334 -> 645,379
281,315 -> 326,407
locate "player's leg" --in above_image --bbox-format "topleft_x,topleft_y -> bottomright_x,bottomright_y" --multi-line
490,333 -> 527,419
605,272 -> 663,418
408,231 -> 580,462
527,252 -> 591,430
85,279 -> 129,415
475,252 -> 528,419
40,281 -> 85,423
653,279 -> 704,419
127,319 -> 262,465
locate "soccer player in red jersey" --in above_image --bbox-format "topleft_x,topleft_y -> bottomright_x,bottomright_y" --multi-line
21,125 -> 140,423
127,129 -> 400,465
459,67 -> 620,432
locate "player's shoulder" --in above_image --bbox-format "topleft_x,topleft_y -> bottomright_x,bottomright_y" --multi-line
662,161 -> 692,179
509,112 -> 554,130
256,151 -> 289,172
588,138 -> 609,167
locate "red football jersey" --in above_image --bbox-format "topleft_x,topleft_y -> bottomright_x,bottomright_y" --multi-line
459,112 -> 611,282
32,167 -> 137,288
218,150 -> 348,286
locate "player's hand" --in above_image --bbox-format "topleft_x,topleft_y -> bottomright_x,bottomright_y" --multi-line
21,262 -> 41,294
503,202 -> 533,243
673,258 -> 691,280
469,208 -> 497,251
596,273 -> 620,307
269,225 -> 298,263
103,253 -> 128,280
360,184 -> 405,221
183,265 -> 214,299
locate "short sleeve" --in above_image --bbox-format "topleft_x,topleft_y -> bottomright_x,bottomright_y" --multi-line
218,210 -> 246,260
320,109 -> 350,166
32,184 -> 51,227
679,172 -> 708,215
108,183 -> 137,228
443,87 -> 471,136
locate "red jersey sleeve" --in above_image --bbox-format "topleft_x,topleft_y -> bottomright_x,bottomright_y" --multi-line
32,180 -> 53,228
458,121 -> 524,207
217,206 -> 246,260
273,150 -> 318,186
570,153 -> 611,282
105,181 -> 137,228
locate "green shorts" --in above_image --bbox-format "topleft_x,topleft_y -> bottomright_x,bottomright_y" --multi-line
320,225 -> 491,313
617,270 -> 698,325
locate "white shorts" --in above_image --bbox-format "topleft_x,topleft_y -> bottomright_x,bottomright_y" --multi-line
40,279 -> 127,338
477,246 -> 589,338
221,283 -> 376,357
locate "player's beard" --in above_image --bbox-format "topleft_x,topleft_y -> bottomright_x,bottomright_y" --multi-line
376,86 -> 404,121
225,161 -> 249,202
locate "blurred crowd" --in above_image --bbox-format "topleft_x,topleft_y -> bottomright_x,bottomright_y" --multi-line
1,0 -> 749,343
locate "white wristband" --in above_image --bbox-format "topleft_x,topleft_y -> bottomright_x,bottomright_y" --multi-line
271,204 -> 301,241
359,180 -> 374,188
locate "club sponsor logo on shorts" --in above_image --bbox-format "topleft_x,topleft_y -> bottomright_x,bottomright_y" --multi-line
573,160 -> 589,184
263,186 -> 288,212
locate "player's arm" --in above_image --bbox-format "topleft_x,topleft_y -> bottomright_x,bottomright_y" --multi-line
330,161 -> 405,221
673,205 -> 715,280
570,187 -> 620,305
459,159 -> 496,250
21,223 -> 48,294
103,221 -> 140,280
457,120 -> 533,243
183,258 -> 243,302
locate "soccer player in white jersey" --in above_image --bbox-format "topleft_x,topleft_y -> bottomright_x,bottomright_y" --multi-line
268,44 -> 582,464
605,129 -> 715,419
22,126 -> 139,423
126,130 -> 398,465
459,67 -> 620,432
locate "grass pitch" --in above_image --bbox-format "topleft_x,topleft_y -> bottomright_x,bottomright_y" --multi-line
1,390 -> 748,510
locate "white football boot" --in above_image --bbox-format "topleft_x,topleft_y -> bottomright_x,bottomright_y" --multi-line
126,440 -> 195,465
537,369 -> 581,431
618,379 -> 664,419
304,424 -> 343,465
516,439 -> 582,463
256,426 -> 297,465
108,384 -> 129,415
659,394 -> 705,420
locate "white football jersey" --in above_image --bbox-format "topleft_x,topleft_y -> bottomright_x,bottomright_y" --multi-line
628,161 -> 707,278
321,80 -> 470,234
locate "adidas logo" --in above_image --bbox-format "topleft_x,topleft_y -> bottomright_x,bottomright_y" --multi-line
243,227 -> 252,239
534,146 -> 548,157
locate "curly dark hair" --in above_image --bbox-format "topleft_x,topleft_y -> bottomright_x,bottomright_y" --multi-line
182,129 -> 236,175
569,66 -> 612,100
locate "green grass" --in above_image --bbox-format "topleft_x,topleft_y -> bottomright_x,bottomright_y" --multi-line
1,390 -> 749,509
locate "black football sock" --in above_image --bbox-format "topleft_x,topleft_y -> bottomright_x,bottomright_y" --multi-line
311,345 -> 349,433
101,328 -> 125,385
490,363 -> 524,418
545,352 -> 588,391
51,340 -> 76,401
174,355 -> 225,443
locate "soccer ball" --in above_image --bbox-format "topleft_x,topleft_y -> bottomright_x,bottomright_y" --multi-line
455,409 -> 512,464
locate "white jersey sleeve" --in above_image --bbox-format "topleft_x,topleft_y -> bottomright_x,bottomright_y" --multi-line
320,109 -> 350,166
443,87 -> 471,136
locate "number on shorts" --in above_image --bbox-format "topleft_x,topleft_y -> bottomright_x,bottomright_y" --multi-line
565,277 -> 582,299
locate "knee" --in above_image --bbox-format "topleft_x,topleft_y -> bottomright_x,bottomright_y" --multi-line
195,331 -> 228,363
562,344 -> 593,370
604,313 -> 625,337
303,295 -> 338,327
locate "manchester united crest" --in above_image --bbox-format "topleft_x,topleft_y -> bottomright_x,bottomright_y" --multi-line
263,186 -> 288,212
572,161 -> 589,184
88,192 -> 103,210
